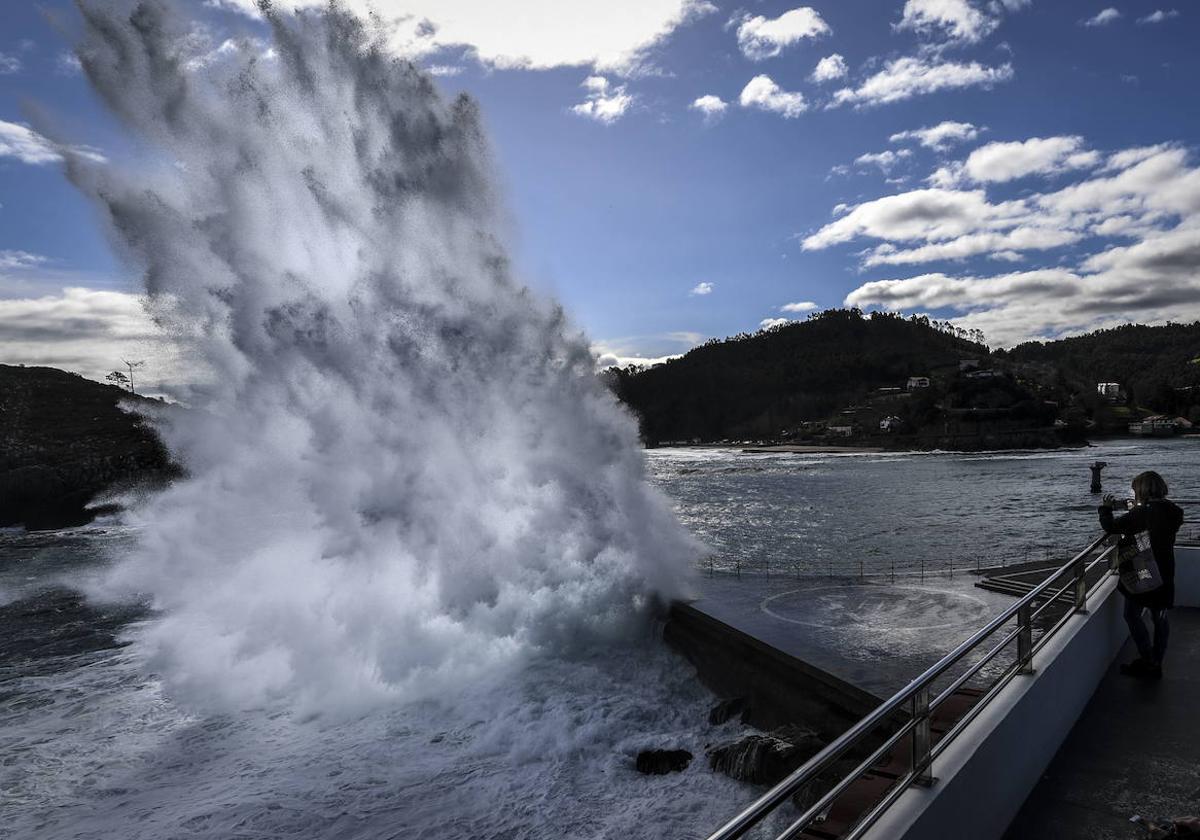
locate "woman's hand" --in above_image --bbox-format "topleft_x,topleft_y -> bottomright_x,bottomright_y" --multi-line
1101,494 -> 1117,508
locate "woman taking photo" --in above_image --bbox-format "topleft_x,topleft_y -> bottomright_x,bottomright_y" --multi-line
1099,470 -> 1184,680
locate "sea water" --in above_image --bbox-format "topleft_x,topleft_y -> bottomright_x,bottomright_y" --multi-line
3,439 -> 1195,839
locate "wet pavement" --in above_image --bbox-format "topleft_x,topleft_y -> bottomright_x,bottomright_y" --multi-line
1005,608 -> 1200,839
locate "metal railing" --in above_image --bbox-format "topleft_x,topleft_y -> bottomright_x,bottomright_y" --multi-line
705,532 -> 1118,840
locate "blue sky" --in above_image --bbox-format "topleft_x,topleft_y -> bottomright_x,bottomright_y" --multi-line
2,0 -> 1199,385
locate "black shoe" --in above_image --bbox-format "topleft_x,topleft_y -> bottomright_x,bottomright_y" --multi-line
1120,658 -> 1150,676
1143,662 -> 1163,681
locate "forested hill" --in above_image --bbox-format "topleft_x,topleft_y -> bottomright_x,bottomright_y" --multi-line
1005,322 -> 1200,410
608,310 -> 990,443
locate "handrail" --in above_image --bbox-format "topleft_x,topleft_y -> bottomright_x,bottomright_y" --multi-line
705,532 -> 1115,840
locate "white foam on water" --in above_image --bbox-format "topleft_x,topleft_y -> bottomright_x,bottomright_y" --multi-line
66,2 -> 700,717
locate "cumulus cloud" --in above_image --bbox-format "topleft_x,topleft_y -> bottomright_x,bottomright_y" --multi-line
958,136 -> 1100,183
1082,8 -> 1122,26
890,120 -> 980,151
1137,9 -> 1179,24
209,0 -> 718,74
734,7 -> 831,60
810,53 -> 848,83
570,76 -> 634,124
0,120 -> 107,165
426,64 -> 463,76
759,317 -> 792,329
826,141 -> 1200,345
689,281 -> 714,295
690,94 -> 728,121
739,74 -> 807,117
830,56 -> 1013,107
0,53 -> 21,74
780,301 -> 818,313
895,0 -> 999,43
855,149 -> 913,173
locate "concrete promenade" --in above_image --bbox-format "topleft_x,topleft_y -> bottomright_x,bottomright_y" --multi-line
1005,608 -> 1200,839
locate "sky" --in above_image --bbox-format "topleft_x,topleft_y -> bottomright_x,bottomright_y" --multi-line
1,0 -> 1199,390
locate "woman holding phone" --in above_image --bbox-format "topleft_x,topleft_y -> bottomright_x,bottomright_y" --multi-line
1099,470 -> 1184,680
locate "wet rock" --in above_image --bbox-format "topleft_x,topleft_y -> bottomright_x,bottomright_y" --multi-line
636,749 -> 693,775
707,727 -> 825,786
708,697 -> 750,725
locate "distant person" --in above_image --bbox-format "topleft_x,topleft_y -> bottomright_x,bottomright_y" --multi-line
1099,471 -> 1183,680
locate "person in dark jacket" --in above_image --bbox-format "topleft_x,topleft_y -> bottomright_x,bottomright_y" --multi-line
1099,470 -> 1184,680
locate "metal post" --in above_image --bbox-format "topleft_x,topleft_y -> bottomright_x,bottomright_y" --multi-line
920,558 -> 925,582
890,559 -> 895,583
1073,554 -> 1088,613
1017,603 -> 1034,674
735,557 -> 741,579
859,559 -> 864,581
911,686 -> 933,786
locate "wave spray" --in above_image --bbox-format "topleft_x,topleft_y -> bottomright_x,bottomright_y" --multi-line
70,2 -> 698,714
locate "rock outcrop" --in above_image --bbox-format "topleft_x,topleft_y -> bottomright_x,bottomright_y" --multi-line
0,365 -> 177,529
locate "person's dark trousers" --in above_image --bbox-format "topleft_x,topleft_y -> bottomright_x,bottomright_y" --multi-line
1124,597 -> 1170,664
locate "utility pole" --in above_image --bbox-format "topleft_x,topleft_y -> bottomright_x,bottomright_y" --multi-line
121,358 -> 145,395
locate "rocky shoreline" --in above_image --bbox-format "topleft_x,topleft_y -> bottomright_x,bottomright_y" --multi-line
0,365 -> 178,530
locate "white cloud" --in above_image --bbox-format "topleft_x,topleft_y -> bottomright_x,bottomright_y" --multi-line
0,250 -> 48,270
823,141 -> 1200,346
760,317 -> 792,329
571,76 -> 634,124
739,74 -> 807,118
0,287 -> 195,391
592,330 -> 705,368
780,301 -> 818,313
0,53 -> 21,75
0,120 -> 108,166
855,149 -> 913,173
895,0 -> 999,43
890,120 -> 980,151
1138,9 -> 1179,24
56,52 -> 83,75
690,94 -> 729,121
735,7 -> 831,61
427,64 -> 464,76
959,136 -> 1100,183
810,53 -> 848,83
1082,8 -> 1122,26
209,0 -> 718,74
689,281 -> 715,296
831,56 -> 1013,107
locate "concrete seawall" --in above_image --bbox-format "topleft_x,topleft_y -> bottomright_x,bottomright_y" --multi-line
665,600 -> 881,735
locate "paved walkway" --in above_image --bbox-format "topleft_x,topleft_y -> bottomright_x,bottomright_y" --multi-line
1006,607 -> 1200,839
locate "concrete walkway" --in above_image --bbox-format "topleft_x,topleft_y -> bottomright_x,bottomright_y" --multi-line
1005,608 -> 1200,839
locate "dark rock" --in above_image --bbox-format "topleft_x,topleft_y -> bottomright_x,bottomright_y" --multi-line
0,364 -> 179,529
708,697 -> 750,725
636,749 -> 693,775
707,727 -> 825,786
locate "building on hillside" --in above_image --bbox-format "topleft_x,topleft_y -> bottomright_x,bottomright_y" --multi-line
880,415 -> 904,433
1129,415 -> 1178,437
907,376 -> 931,390
1096,382 -> 1122,400
828,424 -> 856,438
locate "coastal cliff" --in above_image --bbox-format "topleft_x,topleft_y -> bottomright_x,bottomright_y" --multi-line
0,365 -> 177,530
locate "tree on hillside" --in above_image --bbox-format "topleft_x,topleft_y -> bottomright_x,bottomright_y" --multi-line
106,370 -> 131,391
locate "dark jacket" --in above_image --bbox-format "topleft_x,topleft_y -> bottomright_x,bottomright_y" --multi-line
1100,499 -> 1184,609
